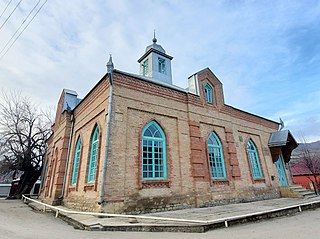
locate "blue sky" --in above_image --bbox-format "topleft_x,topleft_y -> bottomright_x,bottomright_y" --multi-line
0,0 -> 319,142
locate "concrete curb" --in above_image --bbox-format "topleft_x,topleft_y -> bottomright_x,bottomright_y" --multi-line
26,199 -> 320,233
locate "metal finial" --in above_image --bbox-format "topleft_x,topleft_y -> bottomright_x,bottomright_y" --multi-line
107,54 -> 114,73
279,117 -> 284,131
153,30 -> 157,43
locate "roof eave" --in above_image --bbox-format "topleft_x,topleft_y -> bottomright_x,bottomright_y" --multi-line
137,48 -> 173,63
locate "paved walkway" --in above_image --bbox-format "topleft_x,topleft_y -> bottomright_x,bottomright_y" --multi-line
27,196 -> 320,233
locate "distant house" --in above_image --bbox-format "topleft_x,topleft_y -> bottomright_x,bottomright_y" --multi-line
291,161 -> 320,191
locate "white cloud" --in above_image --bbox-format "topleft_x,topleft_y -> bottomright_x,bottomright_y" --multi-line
0,0 -> 319,141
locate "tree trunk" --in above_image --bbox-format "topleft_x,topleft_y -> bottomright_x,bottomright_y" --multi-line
13,170 -> 41,199
311,178 -> 318,195
316,177 -> 320,195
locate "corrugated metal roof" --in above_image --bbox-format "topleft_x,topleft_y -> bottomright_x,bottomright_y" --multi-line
291,161 -> 314,176
268,130 -> 290,147
63,89 -> 78,96
113,69 -> 187,93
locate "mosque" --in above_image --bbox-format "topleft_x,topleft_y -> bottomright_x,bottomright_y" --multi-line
39,36 -> 297,213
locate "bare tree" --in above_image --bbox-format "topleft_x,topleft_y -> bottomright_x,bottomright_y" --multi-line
298,141 -> 320,195
0,91 -> 51,198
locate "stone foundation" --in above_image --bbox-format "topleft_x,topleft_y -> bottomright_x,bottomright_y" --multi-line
94,187 -> 281,214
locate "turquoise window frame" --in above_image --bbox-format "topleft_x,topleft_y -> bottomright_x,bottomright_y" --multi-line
208,132 -> 227,179
143,59 -> 149,76
142,121 -> 167,180
204,83 -> 213,104
158,57 -> 166,74
71,137 -> 81,185
41,162 -> 49,189
87,126 -> 99,183
247,139 -> 263,178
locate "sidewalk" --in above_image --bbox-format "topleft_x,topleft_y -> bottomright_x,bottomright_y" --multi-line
27,196 -> 320,233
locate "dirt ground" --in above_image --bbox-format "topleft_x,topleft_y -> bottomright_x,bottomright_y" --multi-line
0,199 -> 319,239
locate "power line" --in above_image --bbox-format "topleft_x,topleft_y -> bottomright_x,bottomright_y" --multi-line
0,0 -> 48,61
0,0 -> 23,31
0,0 -> 13,19
0,0 -> 41,56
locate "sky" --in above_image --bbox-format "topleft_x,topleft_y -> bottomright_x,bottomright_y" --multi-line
0,0 -> 319,143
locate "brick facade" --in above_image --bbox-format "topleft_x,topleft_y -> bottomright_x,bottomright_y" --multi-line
40,68 -> 293,213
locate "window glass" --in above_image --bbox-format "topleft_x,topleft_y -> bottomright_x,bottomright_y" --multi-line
208,132 -> 226,179
158,57 -> 166,74
247,139 -> 263,178
142,121 -> 167,180
71,137 -> 81,185
204,84 -> 213,104
87,126 -> 99,183
143,59 -> 149,76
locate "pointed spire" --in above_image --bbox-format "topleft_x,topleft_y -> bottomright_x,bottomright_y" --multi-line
279,117 -> 284,131
152,29 -> 157,43
106,54 -> 114,73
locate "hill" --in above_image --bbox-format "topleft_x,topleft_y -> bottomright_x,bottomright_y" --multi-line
294,140 -> 320,152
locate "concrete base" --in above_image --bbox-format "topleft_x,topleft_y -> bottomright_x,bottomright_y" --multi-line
26,197 -> 320,233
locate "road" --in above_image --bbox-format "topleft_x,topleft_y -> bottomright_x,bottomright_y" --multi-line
0,199 -> 320,239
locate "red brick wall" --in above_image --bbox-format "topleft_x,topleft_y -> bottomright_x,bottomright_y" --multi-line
293,175 -> 320,190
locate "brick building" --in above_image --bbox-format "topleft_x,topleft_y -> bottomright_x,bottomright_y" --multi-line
39,37 -> 297,213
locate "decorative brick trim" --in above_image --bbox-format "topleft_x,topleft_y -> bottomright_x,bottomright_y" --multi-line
113,73 -> 188,104
73,79 -> 109,117
68,186 -> 76,193
141,180 -> 170,189
113,70 -> 278,130
84,184 -> 94,192
220,105 -> 278,129
189,120 -> 209,182
211,180 -> 230,186
253,178 -> 266,183
219,128 -> 241,181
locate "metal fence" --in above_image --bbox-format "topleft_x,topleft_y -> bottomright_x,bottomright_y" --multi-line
0,184 -> 11,197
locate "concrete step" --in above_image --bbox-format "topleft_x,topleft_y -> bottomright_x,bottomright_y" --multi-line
289,184 -> 317,198
305,194 -> 319,200
294,188 -> 309,193
289,185 -> 304,190
301,191 -> 316,197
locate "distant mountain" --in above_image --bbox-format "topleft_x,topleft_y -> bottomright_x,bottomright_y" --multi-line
294,140 -> 320,152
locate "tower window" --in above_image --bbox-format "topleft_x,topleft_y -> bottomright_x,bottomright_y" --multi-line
204,83 -> 213,104
143,59 -> 149,76
158,57 -> 166,74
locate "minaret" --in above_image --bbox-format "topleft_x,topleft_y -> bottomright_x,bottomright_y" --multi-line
138,32 -> 173,84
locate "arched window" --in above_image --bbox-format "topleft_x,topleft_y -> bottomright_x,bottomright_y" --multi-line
71,137 -> 81,185
41,162 -> 49,190
204,83 -> 213,104
208,132 -> 226,179
247,139 -> 263,178
142,121 -> 167,180
87,126 -> 99,183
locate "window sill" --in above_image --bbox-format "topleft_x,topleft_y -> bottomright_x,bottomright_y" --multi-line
211,179 -> 229,186
141,180 -> 170,189
68,186 -> 76,192
84,184 -> 95,191
253,178 -> 265,183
